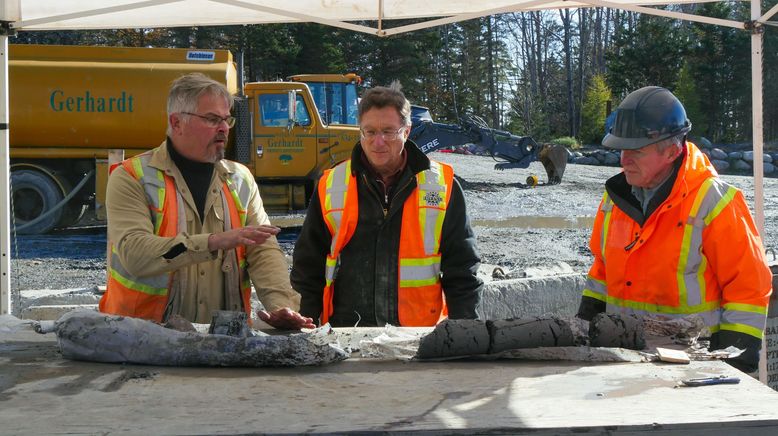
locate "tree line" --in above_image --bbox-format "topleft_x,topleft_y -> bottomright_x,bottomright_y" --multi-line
15,3 -> 778,146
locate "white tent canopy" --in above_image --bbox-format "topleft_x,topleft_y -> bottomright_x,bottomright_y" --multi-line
1,0 -> 776,374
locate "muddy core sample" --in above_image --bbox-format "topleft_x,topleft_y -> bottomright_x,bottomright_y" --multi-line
588,313 -> 645,350
416,317 -> 576,358
417,314 -> 647,359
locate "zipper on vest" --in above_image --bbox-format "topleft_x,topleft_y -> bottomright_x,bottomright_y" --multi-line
624,235 -> 639,251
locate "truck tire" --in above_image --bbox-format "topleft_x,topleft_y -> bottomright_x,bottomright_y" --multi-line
10,169 -> 65,235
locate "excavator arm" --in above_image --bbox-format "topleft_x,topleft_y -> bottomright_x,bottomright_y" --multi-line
409,107 -> 567,185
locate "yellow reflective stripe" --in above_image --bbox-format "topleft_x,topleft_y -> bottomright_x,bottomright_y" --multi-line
703,185 -> 736,226
154,183 -> 165,235
432,210 -> 445,253
582,288 -> 606,302
600,193 -> 612,263
417,162 -> 447,255
325,256 -> 337,283
131,157 -> 144,179
400,278 -> 439,287
400,256 -> 441,267
676,215 -> 694,307
600,293 -> 720,314
323,167 -> 336,212
689,178 -> 713,217
719,323 -> 764,339
724,302 -> 768,315
676,179 -> 712,306
696,254 -> 708,304
226,178 -> 247,227
109,268 -> 168,296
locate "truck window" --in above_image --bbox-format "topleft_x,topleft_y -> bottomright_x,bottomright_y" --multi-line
306,82 -> 358,126
259,93 -> 311,127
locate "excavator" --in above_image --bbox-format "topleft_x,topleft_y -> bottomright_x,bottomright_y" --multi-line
408,105 -> 567,185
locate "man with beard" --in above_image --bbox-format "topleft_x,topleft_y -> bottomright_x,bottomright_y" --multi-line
100,73 -> 313,329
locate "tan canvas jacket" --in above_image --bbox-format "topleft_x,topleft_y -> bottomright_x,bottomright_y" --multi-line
106,141 -> 300,323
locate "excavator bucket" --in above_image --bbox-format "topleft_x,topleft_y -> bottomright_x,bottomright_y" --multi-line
538,144 -> 568,185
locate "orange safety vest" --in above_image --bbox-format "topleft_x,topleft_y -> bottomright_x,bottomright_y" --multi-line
582,143 -> 771,340
318,159 -> 454,326
99,152 -> 252,322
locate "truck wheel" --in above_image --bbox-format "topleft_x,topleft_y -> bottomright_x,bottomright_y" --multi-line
10,169 -> 65,235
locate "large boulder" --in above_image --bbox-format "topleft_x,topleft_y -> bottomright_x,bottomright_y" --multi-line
711,148 -> 728,160
573,156 -> 600,165
603,152 -> 620,166
733,159 -> 752,172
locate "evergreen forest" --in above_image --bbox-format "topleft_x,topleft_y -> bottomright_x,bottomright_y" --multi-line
14,3 -> 778,146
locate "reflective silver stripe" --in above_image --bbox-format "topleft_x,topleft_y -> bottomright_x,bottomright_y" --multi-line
325,257 -> 337,283
418,161 -> 447,255
322,161 -> 352,280
400,263 -> 441,281
678,178 -> 735,307
605,303 -> 722,328
110,246 -> 170,289
599,194 -> 613,264
325,161 -> 351,255
585,275 -> 606,296
721,308 -> 768,331
229,166 -> 253,209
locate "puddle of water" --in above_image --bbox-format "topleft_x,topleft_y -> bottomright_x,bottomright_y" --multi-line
270,215 -> 595,230
473,216 -> 595,229
270,216 -> 306,228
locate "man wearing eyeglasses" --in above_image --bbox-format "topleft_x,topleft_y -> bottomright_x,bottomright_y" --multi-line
100,73 -> 314,330
291,82 -> 483,327
577,86 -> 771,373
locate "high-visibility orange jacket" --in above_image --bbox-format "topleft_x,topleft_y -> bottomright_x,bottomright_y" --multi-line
317,158 -> 453,326
578,142 -> 771,371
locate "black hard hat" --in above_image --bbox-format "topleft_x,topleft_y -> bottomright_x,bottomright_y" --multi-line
602,86 -> 691,150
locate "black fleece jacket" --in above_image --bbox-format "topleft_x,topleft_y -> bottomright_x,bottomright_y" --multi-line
291,141 -> 483,327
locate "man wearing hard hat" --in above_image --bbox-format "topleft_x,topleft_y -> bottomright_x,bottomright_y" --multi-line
577,86 -> 772,373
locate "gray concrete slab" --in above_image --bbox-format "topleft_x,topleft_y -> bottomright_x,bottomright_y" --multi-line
3,324 -> 778,435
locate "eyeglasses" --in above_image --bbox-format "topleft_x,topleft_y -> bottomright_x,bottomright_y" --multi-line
182,112 -> 236,128
360,126 -> 407,141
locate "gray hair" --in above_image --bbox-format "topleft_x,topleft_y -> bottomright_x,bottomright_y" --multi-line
358,80 -> 412,126
167,73 -> 233,136
655,133 -> 686,153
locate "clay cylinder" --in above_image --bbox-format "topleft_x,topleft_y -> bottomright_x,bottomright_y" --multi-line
589,313 -> 646,350
416,319 -> 490,359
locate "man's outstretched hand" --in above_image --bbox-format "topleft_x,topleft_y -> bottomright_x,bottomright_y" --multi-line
258,307 -> 316,330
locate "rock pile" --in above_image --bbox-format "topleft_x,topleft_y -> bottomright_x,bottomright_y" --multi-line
568,142 -> 778,176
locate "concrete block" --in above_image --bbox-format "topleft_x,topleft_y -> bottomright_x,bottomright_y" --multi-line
478,273 -> 585,320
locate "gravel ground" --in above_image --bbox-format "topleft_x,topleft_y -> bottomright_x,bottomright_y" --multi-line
10,151 -> 778,298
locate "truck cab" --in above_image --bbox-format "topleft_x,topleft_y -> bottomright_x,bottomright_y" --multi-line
236,74 -> 360,210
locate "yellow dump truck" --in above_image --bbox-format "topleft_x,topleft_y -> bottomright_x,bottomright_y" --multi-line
9,44 -> 359,233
